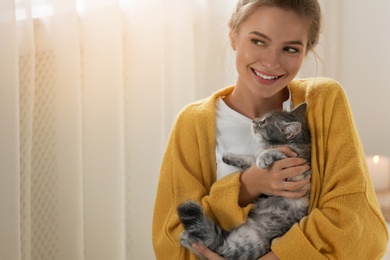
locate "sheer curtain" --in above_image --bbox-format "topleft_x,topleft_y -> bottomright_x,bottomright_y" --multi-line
0,0 -> 237,259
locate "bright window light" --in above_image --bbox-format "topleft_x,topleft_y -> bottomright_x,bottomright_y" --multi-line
15,0 -> 53,20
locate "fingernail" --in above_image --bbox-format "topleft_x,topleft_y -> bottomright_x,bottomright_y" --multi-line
192,243 -> 200,250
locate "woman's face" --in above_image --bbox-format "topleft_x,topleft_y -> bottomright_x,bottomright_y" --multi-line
230,6 -> 309,99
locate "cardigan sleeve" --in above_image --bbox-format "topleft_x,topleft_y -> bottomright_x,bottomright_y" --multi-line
152,101 -> 252,259
272,79 -> 388,259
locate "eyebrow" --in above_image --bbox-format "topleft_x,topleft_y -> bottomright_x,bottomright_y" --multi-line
249,31 -> 304,46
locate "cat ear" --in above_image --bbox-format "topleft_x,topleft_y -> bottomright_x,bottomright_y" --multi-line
291,102 -> 307,117
282,122 -> 302,140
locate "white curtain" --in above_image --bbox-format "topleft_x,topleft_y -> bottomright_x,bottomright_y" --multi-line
0,0 -> 339,259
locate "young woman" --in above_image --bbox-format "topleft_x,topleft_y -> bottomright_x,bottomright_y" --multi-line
152,0 -> 388,259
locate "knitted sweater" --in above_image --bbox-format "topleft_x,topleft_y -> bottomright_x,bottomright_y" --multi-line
152,77 -> 388,259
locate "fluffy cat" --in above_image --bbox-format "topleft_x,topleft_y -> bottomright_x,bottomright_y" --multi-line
177,102 -> 311,260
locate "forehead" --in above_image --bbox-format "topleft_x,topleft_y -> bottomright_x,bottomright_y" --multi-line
239,6 -> 309,44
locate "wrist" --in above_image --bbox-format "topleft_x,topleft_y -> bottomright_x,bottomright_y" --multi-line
238,166 -> 261,206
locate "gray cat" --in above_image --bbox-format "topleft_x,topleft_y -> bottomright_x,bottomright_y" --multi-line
177,102 -> 311,260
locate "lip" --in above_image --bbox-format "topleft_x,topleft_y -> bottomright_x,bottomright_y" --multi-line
251,68 -> 284,85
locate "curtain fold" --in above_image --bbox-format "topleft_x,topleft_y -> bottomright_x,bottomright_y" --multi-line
120,2 -> 165,258
53,3 -> 84,260
81,5 -> 126,260
0,1 -> 21,260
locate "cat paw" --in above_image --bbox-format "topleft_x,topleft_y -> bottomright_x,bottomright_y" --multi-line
222,153 -> 236,165
180,231 -> 208,260
256,150 -> 286,169
180,230 -> 195,249
222,153 -> 253,170
256,153 -> 274,168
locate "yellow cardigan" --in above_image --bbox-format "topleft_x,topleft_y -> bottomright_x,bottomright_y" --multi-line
152,77 -> 388,259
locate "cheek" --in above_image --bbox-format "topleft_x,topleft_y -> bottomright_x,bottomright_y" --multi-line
236,41 -> 259,63
235,48 -> 254,72
284,57 -> 305,74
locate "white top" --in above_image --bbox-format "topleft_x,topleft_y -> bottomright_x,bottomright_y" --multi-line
215,89 -> 293,180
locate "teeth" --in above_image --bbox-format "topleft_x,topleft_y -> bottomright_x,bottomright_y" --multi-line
254,70 -> 279,80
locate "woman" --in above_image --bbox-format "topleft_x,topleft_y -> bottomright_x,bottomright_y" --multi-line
152,0 -> 388,259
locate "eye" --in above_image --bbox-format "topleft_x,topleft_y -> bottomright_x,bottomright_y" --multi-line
253,118 -> 266,127
258,118 -> 266,126
284,47 -> 300,54
251,39 -> 265,46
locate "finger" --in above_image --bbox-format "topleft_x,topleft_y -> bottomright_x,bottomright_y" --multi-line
266,178 -> 309,197
279,164 -> 310,179
272,146 -> 297,157
282,177 -> 311,191
192,243 -> 225,260
273,157 -> 307,170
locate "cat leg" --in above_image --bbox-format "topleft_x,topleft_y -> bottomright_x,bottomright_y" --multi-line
220,224 -> 271,260
222,153 -> 254,170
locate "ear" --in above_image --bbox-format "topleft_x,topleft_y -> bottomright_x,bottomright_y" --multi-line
282,122 -> 302,140
229,29 -> 237,51
291,102 -> 307,117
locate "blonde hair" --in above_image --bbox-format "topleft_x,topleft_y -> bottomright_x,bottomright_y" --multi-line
228,0 -> 322,51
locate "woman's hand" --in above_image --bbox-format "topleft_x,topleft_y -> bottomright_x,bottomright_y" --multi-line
192,243 -> 280,260
239,146 -> 310,206
192,243 -> 225,260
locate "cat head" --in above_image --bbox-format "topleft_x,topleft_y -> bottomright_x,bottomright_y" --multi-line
252,103 -> 309,146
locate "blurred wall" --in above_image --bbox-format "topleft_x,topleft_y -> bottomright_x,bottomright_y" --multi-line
337,1 -> 390,157
299,0 -> 390,157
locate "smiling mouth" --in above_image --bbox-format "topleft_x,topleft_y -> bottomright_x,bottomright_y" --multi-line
252,69 -> 282,80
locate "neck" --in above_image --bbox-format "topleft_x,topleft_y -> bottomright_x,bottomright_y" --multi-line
223,87 -> 289,119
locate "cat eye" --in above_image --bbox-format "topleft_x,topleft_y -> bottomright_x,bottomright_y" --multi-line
260,118 -> 266,126
253,118 -> 266,127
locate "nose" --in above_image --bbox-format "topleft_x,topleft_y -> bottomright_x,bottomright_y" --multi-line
261,47 -> 280,70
